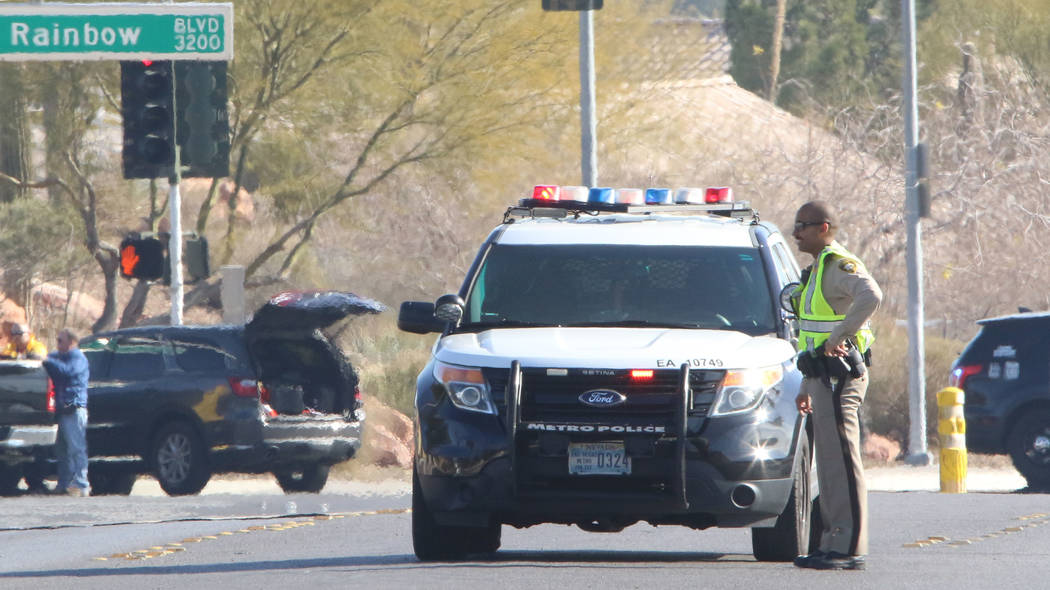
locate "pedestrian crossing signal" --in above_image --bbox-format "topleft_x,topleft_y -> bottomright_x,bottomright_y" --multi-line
119,235 -> 166,281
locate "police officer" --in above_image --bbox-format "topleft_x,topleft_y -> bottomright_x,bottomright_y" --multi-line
790,201 -> 882,571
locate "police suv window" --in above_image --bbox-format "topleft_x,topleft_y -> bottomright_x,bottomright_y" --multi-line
464,244 -> 776,334
771,242 -> 800,284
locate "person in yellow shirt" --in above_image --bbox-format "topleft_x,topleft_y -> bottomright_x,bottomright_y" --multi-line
1,323 -> 48,360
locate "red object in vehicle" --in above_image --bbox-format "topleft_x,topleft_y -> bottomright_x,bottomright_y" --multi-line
228,377 -> 261,398
949,364 -> 982,389
46,378 -> 55,413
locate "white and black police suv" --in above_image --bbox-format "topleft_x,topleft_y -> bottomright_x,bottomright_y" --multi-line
398,185 -> 815,561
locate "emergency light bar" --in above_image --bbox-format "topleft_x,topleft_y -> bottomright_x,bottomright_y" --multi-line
518,184 -> 751,218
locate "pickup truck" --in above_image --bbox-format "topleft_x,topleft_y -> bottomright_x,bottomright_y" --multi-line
0,360 -> 55,495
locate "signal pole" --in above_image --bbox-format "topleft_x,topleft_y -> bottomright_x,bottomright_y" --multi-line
169,64 -> 183,326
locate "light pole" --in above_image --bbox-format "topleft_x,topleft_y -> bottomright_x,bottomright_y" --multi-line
902,0 -> 932,465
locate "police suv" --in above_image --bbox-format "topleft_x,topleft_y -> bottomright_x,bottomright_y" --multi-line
398,185 -> 814,561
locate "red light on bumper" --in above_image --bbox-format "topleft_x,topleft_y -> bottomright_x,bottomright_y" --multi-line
631,369 -> 654,380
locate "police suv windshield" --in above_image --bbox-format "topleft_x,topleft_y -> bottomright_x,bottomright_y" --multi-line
462,244 -> 776,335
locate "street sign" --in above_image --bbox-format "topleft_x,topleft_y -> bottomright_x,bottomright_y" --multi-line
0,2 -> 233,61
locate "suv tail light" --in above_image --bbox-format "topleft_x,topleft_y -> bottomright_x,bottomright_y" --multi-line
228,377 -> 261,398
949,364 -> 982,389
46,378 -> 55,413
354,384 -> 362,408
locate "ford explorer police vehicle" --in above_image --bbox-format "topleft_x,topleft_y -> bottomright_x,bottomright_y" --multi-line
398,185 -> 814,561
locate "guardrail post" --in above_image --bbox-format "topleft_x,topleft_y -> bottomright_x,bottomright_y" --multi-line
937,387 -> 966,493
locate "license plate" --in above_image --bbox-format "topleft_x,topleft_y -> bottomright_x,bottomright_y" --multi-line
568,442 -> 631,475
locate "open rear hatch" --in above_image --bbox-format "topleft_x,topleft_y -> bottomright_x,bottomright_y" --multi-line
246,291 -> 385,416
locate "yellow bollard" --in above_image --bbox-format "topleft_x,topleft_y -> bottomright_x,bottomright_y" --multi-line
938,387 -> 967,493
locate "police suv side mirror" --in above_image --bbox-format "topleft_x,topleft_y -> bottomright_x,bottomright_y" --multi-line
779,282 -> 800,315
434,294 -> 466,327
397,301 -> 444,334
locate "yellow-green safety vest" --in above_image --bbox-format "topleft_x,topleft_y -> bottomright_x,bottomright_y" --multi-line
794,242 -> 874,354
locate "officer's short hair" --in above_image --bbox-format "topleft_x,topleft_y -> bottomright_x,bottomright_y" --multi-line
798,201 -> 837,234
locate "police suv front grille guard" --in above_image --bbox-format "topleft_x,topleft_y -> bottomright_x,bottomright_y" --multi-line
505,361 -> 691,510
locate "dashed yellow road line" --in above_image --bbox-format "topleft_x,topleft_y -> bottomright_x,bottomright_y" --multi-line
904,513 -> 1050,549
94,508 -> 410,562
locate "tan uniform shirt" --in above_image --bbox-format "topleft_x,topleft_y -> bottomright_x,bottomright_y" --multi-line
819,251 -> 883,350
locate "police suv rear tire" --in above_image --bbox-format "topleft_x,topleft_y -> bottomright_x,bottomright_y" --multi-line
1007,409 -> 1050,490
751,435 -> 818,561
412,467 -> 501,560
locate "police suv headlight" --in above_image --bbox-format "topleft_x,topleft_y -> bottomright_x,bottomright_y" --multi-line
711,365 -> 783,416
433,361 -> 497,415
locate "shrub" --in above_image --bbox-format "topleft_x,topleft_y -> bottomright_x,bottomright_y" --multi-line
864,319 -> 971,451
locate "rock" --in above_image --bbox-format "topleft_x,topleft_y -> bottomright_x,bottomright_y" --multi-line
864,433 -> 901,463
367,423 -> 413,469
360,397 -> 414,469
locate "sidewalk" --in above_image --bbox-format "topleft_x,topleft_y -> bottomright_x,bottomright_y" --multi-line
866,464 -> 1026,493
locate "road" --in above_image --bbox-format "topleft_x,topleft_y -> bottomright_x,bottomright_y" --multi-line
0,470 -> 1045,590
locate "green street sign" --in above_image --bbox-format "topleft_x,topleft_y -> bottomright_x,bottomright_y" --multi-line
0,2 -> 233,61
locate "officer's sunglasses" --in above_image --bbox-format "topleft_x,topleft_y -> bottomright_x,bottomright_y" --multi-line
793,220 -> 826,232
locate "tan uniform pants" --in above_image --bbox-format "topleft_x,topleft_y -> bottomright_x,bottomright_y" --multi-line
807,372 -> 868,556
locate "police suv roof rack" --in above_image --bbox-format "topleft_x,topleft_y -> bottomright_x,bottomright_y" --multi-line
508,198 -> 754,219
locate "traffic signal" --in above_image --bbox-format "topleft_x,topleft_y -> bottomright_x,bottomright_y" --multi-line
119,234 -> 167,281
542,0 -> 602,10
175,61 -> 230,179
121,61 -> 176,179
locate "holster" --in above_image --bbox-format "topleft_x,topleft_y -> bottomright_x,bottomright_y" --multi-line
796,346 -> 866,380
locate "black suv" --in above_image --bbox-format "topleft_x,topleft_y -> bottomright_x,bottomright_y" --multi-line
951,311 -> 1050,487
75,291 -> 383,496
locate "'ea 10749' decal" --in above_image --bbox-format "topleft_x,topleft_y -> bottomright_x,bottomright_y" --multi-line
656,358 -> 724,368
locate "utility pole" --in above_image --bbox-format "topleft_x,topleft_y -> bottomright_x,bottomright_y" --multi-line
579,10 -> 598,187
902,0 -> 931,465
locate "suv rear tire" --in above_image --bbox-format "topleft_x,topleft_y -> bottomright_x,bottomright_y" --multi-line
274,464 -> 330,493
89,469 -> 137,496
0,465 -> 21,496
152,421 -> 211,496
751,435 -> 818,561
412,467 -> 501,560
1007,409 -> 1050,489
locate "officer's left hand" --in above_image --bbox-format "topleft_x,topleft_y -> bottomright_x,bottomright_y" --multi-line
796,393 -> 813,415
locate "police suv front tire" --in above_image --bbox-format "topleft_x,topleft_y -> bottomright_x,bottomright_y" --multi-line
412,468 -> 501,560
751,435 -> 818,561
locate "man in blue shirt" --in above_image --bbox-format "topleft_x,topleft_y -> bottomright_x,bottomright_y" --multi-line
42,329 -> 90,497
